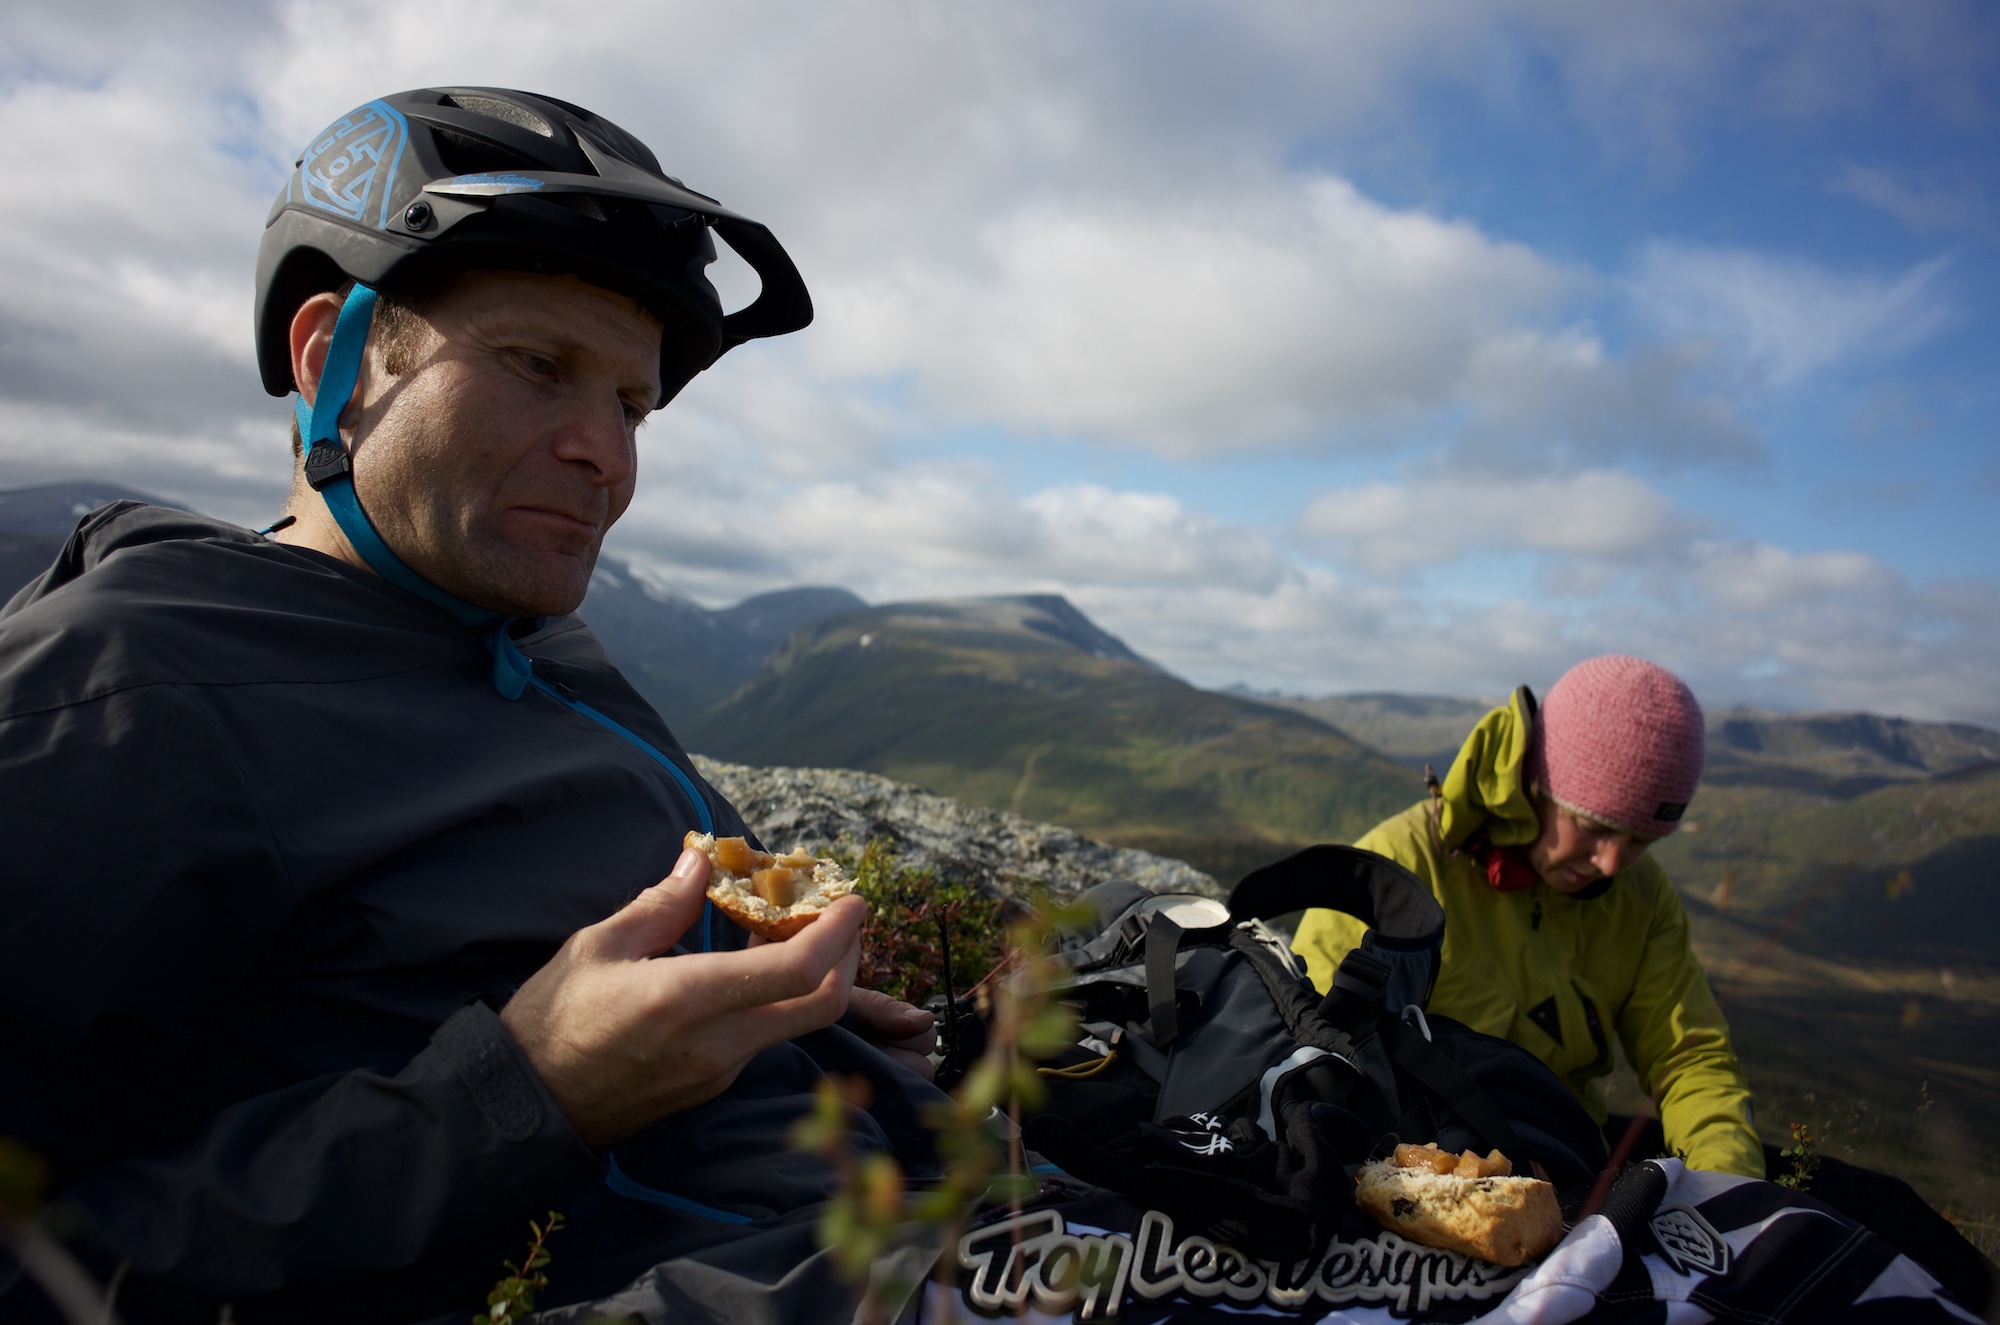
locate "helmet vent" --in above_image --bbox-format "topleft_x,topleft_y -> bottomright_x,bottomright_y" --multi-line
432,126 -> 534,178
544,193 -> 610,223
442,93 -> 555,138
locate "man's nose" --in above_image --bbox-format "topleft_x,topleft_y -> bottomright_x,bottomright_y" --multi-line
552,392 -> 637,485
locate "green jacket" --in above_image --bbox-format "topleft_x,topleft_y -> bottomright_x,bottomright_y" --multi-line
1291,690 -> 1763,1178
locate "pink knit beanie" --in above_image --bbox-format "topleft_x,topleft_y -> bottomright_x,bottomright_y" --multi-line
1526,654 -> 1705,838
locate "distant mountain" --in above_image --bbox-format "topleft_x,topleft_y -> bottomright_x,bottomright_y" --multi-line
1702,706 -> 2000,797
0,480 -> 191,539
0,481 -> 188,600
1254,687 -> 2000,798
686,595 -> 1417,880
714,586 -> 873,657
577,563 -> 864,730
1256,691 -> 1498,770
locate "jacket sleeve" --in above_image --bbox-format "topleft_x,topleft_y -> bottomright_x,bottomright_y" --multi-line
0,686 -> 601,1315
1615,870 -> 1764,1178
63,1004 -> 602,1313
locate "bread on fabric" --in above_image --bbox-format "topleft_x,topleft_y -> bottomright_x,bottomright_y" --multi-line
684,830 -> 857,940
1354,1143 -> 1563,1267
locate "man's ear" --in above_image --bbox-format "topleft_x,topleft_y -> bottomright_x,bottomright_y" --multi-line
288,291 -> 349,413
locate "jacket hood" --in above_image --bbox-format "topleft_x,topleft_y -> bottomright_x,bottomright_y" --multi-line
1437,685 -> 1542,850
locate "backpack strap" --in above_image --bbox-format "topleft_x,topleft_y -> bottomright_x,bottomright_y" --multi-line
1377,1013 -> 1529,1161
1228,844 -> 1442,937
1228,844 -> 1446,1011
1141,914 -> 1186,1047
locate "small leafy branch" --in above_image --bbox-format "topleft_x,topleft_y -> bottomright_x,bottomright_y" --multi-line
1775,1122 -> 1821,1192
0,1136 -> 127,1325
793,889 -> 1080,1321
479,1211 -> 565,1324
843,839 -> 1009,1009
0,1135 -> 49,1222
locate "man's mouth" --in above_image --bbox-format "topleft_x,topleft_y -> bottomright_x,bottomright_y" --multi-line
513,505 -> 602,535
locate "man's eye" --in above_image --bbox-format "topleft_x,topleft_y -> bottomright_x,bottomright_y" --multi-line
518,353 -> 557,379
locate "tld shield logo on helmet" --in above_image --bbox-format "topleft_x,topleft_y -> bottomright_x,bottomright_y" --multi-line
300,101 -> 410,230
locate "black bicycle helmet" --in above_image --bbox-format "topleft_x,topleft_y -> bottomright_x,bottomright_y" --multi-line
255,87 -> 812,405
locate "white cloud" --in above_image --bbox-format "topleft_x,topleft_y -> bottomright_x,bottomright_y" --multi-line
1687,539 -> 1899,613
612,470 -> 1285,606
1827,163 -> 1978,235
0,0 -> 1993,732
1455,329 -> 1757,466
1630,242 -> 1955,385
1296,469 -> 1682,576
0,76 -> 276,432
812,177 -> 1567,456
1117,535 -> 1999,729
0,398 -> 291,528
0,0 -> 1932,466
1069,571 -> 1578,703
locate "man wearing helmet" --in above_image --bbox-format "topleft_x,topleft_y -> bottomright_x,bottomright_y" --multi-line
0,90 -> 938,1322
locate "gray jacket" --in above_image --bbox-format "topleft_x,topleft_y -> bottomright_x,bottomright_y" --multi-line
0,503 -> 940,1323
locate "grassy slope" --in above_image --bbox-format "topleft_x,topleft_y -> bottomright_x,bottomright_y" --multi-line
1649,763 -> 2000,970
687,603 -> 1416,877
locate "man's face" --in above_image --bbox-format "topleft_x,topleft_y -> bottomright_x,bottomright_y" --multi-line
346,270 -> 664,617
1527,794 -> 1653,894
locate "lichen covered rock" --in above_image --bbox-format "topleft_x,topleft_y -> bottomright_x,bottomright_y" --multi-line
693,756 -> 1220,902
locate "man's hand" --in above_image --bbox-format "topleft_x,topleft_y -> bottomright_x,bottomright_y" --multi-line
848,987 -> 938,1080
500,847 -> 863,1147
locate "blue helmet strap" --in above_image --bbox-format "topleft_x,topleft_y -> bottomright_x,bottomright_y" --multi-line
297,283 -> 535,695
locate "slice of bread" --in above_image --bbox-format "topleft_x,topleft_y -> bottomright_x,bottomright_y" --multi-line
684,830 -> 857,940
1354,1146 -> 1563,1267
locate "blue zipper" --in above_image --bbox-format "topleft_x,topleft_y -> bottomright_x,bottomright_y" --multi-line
521,675 -> 718,954
604,1152 -> 754,1224
522,674 -> 714,835
490,625 -> 718,951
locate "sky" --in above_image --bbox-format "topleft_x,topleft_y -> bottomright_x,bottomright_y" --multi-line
2,0 -> 1996,725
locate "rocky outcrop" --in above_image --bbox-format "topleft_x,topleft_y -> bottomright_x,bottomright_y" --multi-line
694,756 -> 1220,901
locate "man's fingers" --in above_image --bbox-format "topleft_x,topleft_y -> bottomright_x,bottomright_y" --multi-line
592,849 -> 709,960
678,896 -> 866,1022
775,894 -> 866,973
878,1025 -> 940,1057
846,986 -> 938,1079
723,959 -> 866,1048
848,986 -> 937,1042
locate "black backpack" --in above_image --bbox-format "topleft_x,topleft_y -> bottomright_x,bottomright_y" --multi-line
1014,844 -> 1608,1260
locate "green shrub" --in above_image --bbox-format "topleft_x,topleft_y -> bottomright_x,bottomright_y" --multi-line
840,839 -> 1010,1008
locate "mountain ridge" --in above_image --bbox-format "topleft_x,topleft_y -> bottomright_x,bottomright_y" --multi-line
686,593 -> 1418,879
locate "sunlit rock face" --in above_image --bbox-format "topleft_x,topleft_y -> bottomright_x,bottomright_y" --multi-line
694,756 -> 1219,903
